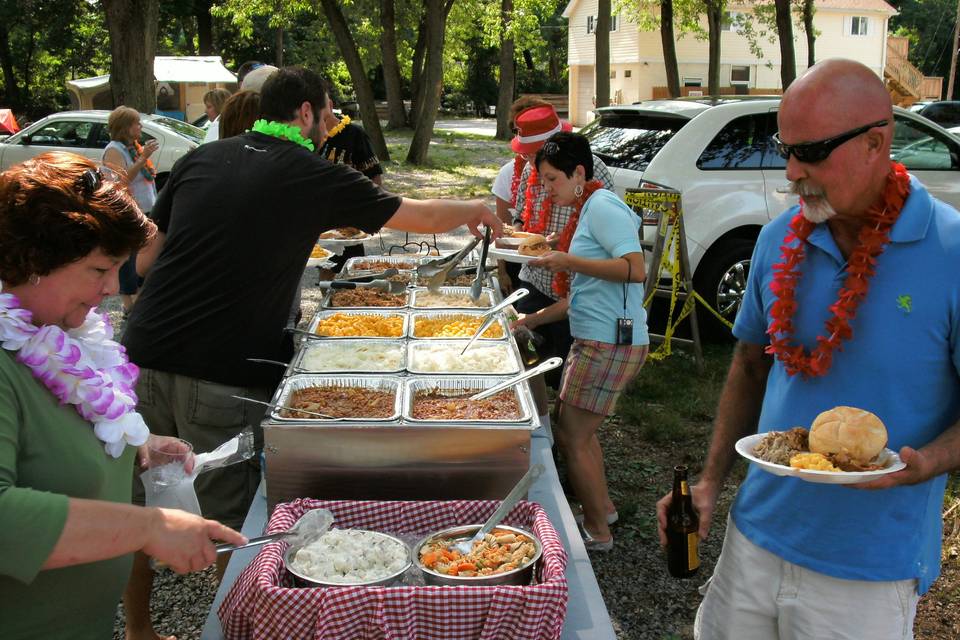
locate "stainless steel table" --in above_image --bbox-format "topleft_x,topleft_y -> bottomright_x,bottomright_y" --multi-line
200,430 -> 616,639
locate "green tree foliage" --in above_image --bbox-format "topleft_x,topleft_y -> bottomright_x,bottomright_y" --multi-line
890,0 -> 960,92
0,0 -> 109,117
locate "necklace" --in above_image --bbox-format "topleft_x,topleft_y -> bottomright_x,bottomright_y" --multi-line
510,155 -> 525,208
553,180 -> 604,297
251,119 -> 315,151
520,167 -> 551,234
326,115 -> 351,139
0,287 -> 149,457
766,162 -> 910,377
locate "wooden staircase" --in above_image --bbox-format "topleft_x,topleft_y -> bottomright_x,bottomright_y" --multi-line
885,36 -> 943,106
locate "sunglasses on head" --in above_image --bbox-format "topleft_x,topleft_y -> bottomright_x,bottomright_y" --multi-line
772,119 -> 888,163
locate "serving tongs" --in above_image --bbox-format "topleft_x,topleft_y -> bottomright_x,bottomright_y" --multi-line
469,226 -> 494,301
417,236 -> 481,292
318,279 -> 407,294
467,357 -> 563,401
217,508 -> 334,554
336,268 -> 399,283
232,394 -> 335,419
459,287 -> 530,355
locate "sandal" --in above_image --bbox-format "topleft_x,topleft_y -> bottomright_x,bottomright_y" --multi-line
573,508 -> 619,527
582,529 -> 614,552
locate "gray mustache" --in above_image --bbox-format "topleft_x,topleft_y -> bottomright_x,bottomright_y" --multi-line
777,181 -> 824,198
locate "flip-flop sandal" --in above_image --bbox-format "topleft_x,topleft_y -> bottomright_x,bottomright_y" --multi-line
573,509 -> 619,527
582,528 -> 614,552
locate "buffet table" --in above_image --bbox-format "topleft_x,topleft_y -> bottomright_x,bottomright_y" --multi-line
200,431 -> 617,639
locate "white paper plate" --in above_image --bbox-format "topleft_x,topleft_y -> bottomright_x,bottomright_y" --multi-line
735,433 -> 905,485
488,247 -> 544,265
316,236 -> 369,249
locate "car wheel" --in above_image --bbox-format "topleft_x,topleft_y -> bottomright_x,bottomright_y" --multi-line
692,236 -> 756,341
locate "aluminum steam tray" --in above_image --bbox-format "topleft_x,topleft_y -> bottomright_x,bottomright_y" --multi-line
320,287 -> 410,311
408,311 -> 509,341
292,339 -> 407,374
342,255 -> 423,275
406,340 -> 521,376
409,286 -> 497,310
402,376 -> 535,425
271,374 -> 403,423
306,309 -> 408,339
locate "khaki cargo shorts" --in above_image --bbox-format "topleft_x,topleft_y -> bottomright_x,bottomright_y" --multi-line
132,368 -> 272,530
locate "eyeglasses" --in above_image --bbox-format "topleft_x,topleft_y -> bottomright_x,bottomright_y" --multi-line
772,120 -> 888,163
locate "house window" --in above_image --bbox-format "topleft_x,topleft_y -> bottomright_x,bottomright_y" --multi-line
624,69 -> 632,78
850,16 -> 868,36
731,65 -> 750,84
610,70 -> 617,79
587,14 -> 617,34
722,11 -> 742,32
683,78 -> 703,87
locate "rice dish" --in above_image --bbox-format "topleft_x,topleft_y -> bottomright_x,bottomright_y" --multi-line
290,529 -> 409,584
301,342 -> 404,371
410,343 -> 514,373
414,291 -> 492,308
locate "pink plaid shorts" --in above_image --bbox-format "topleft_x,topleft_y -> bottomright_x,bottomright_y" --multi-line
559,339 -> 648,415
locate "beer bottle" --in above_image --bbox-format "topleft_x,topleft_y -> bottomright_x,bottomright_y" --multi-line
666,465 -> 700,578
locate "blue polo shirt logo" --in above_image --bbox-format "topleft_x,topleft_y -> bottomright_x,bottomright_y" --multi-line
897,294 -> 912,313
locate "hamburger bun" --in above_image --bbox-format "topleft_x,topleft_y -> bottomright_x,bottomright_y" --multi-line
808,406 -> 887,464
518,234 -> 550,256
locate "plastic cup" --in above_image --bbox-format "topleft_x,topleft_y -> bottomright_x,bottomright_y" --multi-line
148,438 -> 193,489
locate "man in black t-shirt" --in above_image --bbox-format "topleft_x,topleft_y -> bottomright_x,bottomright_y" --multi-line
120,67 -> 500,640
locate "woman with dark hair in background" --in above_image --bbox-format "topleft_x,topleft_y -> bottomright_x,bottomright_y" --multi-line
218,90 -> 262,140
0,152 -> 245,639
515,131 -> 649,551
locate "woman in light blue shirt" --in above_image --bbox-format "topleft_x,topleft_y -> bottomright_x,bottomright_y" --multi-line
515,132 -> 649,551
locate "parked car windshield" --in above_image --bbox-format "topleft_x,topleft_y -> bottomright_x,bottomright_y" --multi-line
580,112 -> 688,172
149,116 -> 204,145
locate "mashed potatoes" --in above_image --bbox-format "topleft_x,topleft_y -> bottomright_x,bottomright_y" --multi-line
410,343 -> 515,373
301,342 -> 404,371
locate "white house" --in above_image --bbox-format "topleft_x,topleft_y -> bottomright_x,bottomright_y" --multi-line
562,0 -> 899,126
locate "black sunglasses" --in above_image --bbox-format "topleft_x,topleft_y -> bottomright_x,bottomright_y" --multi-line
772,120 -> 888,163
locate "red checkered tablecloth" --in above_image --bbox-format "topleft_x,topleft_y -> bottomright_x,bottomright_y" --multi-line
218,498 -> 568,640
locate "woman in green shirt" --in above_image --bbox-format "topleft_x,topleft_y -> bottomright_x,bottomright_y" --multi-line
0,152 -> 246,639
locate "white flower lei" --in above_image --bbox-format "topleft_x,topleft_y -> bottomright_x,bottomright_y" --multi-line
0,284 -> 149,458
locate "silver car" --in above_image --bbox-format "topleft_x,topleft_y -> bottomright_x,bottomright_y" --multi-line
581,97 -> 960,336
0,110 -> 203,188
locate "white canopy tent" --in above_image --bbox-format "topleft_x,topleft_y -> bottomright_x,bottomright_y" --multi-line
66,56 -> 237,120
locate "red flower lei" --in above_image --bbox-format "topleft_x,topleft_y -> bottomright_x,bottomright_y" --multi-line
765,161 -> 910,377
520,166 -> 550,234
510,155 -> 525,207
552,179 -> 605,297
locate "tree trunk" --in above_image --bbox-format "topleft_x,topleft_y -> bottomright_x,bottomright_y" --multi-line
103,0 -> 159,112
0,25 -> 20,109
773,0 -> 796,90
195,0 -> 214,55
181,17 -> 197,55
407,0 -> 447,164
409,15 -> 427,127
595,0 -> 610,108
380,0 -> 407,129
660,0 -> 680,98
803,0 -> 815,68
705,0 -> 722,96
494,0 -> 515,140
318,0 -> 390,161
275,26 -> 283,66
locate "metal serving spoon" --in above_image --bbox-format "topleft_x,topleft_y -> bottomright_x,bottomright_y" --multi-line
467,357 -> 564,401
449,464 -> 545,556
459,288 -> 530,356
232,394 -> 335,420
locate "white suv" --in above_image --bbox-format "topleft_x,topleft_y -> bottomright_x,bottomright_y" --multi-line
0,110 -> 203,188
581,97 -> 960,336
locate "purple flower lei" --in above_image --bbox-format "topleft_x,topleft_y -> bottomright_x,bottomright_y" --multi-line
0,286 -> 149,458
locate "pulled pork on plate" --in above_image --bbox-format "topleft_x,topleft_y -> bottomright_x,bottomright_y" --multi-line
752,427 -> 809,466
